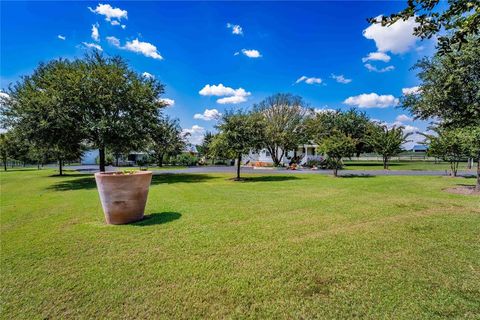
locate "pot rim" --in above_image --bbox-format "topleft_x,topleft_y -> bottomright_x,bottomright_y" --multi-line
95,171 -> 152,177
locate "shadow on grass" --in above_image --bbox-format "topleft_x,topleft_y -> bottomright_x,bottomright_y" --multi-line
48,173 -> 215,191
240,175 -> 300,182
151,174 -> 215,184
339,174 -> 375,178
132,212 -> 181,226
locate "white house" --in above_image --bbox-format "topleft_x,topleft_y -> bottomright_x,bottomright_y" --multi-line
244,143 -> 322,166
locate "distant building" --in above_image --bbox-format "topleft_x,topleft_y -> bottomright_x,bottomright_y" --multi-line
412,145 -> 428,153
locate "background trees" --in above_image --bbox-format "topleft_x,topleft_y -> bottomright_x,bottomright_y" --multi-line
150,116 -> 186,167
318,132 -> 356,177
367,125 -> 412,170
215,110 -> 264,180
254,93 -> 310,166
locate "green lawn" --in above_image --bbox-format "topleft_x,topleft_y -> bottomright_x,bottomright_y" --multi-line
1,169 -> 479,319
344,160 -> 473,171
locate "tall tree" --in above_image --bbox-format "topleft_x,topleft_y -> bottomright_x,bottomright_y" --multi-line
79,52 -> 166,172
197,131 -> 215,164
317,131 -> 356,177
254,93 -> 310,166
216,110 -> 264,180
423,127 -> 469,177
369,0 -> 480,54
367,125 -> 412,170
150,116 -> 186,167
0,133 -> 10,171
1,59 -> 84,175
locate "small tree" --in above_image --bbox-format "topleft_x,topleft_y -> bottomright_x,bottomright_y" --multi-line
216,110 -> 264,180
254,93 -> 310,166
423,128 -> 469,177
462,126 -> 480,190
0,133 -> 10,171
367,125 -> 412,170
150,116 -> 186,167
197,131 -> 215,164
318,131 -> 356,177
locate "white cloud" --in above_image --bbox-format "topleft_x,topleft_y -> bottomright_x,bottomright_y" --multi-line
199,84 -> 251,104
343,93 -> 399,108
159,98 -> 175,107
234,52 -> 240,56
395,114 -> 412,122
194,108 -> 221,121
241,49 -> 261,58
91,23 -> 100,42
82,42 -> 103,51
402,86 -> 421,95
331,74 -> 352,84
363,16 -> 419,54
314,107 -> 337,114
106,36 -> 120,47
296,76 -> 322,85
57,35 -> 66,40
142,72 -> 154,79
227,23 -> 243,35
88,4 -> 128,25
364,63 -> 395,73
182,125 -> 205,145
124,38 -> 163,60
362,51 -> 391,62
402,124 -> 419,134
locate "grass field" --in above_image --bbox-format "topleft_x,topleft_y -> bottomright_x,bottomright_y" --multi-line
343,160 -> 473,171
1,169 -> 479,319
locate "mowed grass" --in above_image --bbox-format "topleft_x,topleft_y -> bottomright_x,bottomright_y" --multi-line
1,169 -> 479,319
344,160 -> 473,171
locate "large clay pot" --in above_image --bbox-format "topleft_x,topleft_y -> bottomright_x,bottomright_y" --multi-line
95,171 -> 153,224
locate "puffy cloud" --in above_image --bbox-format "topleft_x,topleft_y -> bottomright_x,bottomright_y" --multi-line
343,93 -> 399,108
106,36 -> 120,47
241,49 -> 261,58
88,4 -> 128,25
296,76 -> 322,85
402,124 -> 419,134
363,16 -> 419,54
402,86 -> 421,95
331,74 -> 352,84
57,35 -> 66,40
91,23 -> 100,42
82,42 -> 103,51
395,114 -> 413,122
314,107 -> 337,114
199,84 -> 251,104
124,39 -> 163,60
362,51 -> 391,63
142,72 -> 154,79
364,63 -> 394,73
194,108 -> 221,121
182,125 -> 205,145
227,23 -> 243,35
159,98 -> 175,107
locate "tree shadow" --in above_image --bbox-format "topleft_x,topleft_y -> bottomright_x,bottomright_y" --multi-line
48,175 -> 97,191
339,174 -> 375,178
241,175 -> 300,182
151,174 -> 215,184
132,212 -> 181,226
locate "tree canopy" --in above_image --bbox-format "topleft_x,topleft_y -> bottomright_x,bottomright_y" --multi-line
367,124 -> 412,170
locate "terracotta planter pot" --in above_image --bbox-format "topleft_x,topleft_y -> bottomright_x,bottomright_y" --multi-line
95,171 -> 153,225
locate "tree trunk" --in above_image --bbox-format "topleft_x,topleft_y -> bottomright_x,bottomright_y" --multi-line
59,158 -> 63,176
236,153 -> 241,180
37,162 -> 40,170
383,156 -> 388,170
158,154 -> 164,167
333,167 -> 338,177
115,156 -> 119,167
3,156 -> 7,171
99,147 -> 106,172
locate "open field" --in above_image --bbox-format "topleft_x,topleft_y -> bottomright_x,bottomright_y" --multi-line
343,160 -> 473,172
1,169 -> 479,319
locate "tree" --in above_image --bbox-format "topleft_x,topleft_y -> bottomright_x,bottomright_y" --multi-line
79,52 -> 166,172
216,110 -> 264,180
254,93 -> 310,166
367,125 -> 412,170
1,59 -> 85,175
462,126 -> 480,190
150,116 -> 186,167
369,0 -> 480,54
209,133 -> 236,165
197,131 -> 215,164
423,128 -> 468,177
317,131 -> 356,177
0,133 -> 10,171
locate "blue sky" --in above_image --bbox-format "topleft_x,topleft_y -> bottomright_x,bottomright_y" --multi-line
1,1 -> 435,147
